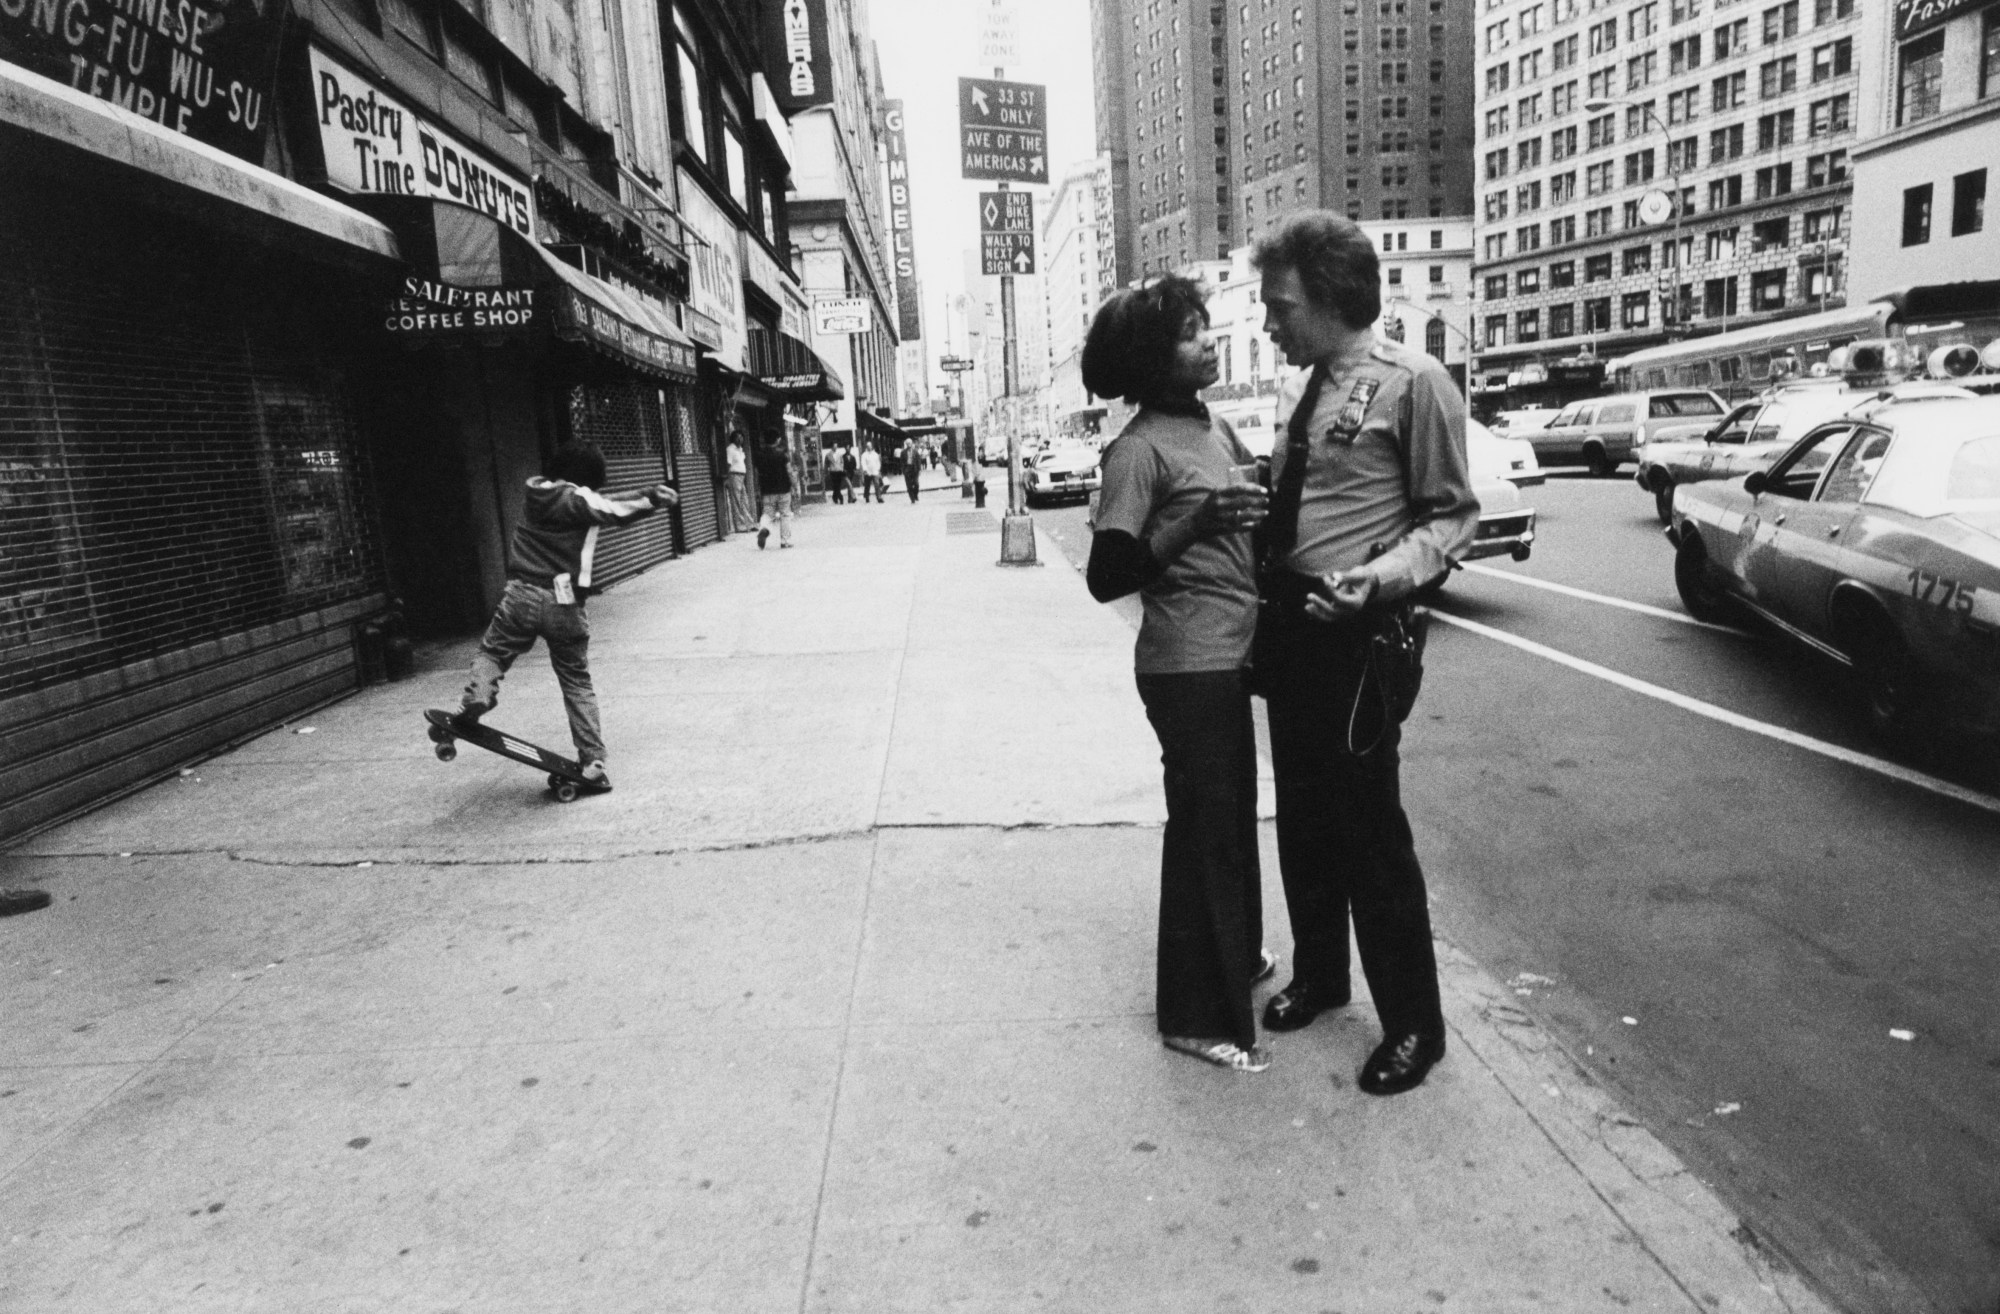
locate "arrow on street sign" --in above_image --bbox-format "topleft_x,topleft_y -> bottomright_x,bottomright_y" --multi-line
978,190 -> 1036,276
958,77 -> 1048,184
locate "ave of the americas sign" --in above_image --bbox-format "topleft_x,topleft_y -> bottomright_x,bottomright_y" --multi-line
0,0 -> 286,159
309,48 -> 534,236
979,190 -> 1035,276
761,0 -> 832,114
883,99 -> 923,342
957,76 -> 1046,184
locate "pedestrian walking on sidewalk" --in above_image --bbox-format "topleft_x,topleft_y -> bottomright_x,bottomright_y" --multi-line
900,437 -> 922,502
826,444 -> 852,504
442,443 -> 675,792
841,444 -> 860,502
859,441 -> 883,503
1250,211 -> 1477,1096
752,435 -> 795,549
1082,274 -> 1275,1074
725,431 -> 755,532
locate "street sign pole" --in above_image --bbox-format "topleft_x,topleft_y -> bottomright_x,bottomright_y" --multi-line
993,61 -> 1034,565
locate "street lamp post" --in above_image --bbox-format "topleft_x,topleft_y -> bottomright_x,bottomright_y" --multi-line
1586,96 -> 1685,339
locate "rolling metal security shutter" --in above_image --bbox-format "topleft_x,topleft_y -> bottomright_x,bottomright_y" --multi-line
568,381 -> 675,588
665,385 -> 720,549
0,195 -> 387,838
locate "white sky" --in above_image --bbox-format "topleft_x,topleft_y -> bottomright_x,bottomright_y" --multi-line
866,0 -> 1097,359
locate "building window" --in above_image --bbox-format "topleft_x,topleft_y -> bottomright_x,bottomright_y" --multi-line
1811,37 -> 1853,82
1954,170 -> 1987,236
1750,268 -> 1787,310
1583,296 -> 1611,332
1585,252 -> 1614,281
1425,318 -> 1446,359
1485,314 -> 1509,347
1549,302 -> 1576,336
675,15 -> 709,164
1621,291 -> 1651,327
1550,260 -> 1576,288
1623,245 -> 1653,275
1805,150 -> 1846,188
1517,309 -> 1541,342
1517,268 -> 1542,294
1803,207 -> 1841,241
1751,216 -> 1790,250
1985,9 -> 2000,99
1903,182 -> 1933,246
1704,276 -> 1738,317
1899,32 -> 1945,126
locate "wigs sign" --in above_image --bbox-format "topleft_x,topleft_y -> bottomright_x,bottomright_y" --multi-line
0,0 -> 286,159
308,47 -> 534,237
760,0 -> 831,114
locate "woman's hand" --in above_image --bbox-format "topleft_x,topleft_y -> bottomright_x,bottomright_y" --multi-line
1194,482 -> 1268,537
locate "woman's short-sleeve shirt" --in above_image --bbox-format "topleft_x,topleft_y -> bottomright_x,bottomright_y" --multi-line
1094,409 -> 1259,675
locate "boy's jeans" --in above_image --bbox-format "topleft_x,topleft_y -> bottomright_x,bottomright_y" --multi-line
462,579 -> 606,765
758,492 -> 794,544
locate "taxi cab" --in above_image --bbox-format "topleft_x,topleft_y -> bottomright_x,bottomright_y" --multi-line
1635,376 -> 1975,524
1666,396 -> 2000,741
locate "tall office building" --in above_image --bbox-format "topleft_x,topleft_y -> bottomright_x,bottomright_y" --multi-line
1470,0 -> 1863,377
1091,0 -> 1476,283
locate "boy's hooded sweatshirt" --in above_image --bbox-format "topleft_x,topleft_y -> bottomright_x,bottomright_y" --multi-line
507,478 -> 660,592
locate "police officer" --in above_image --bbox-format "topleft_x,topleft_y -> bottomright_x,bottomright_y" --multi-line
1250,212 -> 1478,1096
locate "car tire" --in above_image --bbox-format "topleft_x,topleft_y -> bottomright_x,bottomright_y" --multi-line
1839,608 -> 1925,748
1673,535 -> 1732,624
1653,480 -> 1675,525
1583,443 -> 1614,479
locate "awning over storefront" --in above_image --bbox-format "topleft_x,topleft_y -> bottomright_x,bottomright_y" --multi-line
749,327 -> 846,400
530,244 -> 701,383
0,62 -> 399,265
355,196 -> 699,384
855,409 -> 904,445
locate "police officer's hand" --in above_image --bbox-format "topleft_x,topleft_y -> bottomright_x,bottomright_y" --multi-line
1195,482 -> 1268,536
647,484 -> 678,507
1304,568 -> 1378,621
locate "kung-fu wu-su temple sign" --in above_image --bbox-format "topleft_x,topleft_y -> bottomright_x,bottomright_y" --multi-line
0,0 -> 288,159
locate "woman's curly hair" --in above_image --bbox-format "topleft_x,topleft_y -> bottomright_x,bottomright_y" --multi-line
1080,274 -> 1211,403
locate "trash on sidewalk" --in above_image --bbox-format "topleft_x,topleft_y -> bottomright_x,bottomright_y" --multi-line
1714,1102 -> 1742,1116
1621,1016 -> 1638,1026
294,726 -> 317,735
1889,1028 -> 1916,1041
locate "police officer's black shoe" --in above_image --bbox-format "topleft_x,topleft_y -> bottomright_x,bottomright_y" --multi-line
1357,1031 -> 1446,1096
1261,979 -> 1350,1032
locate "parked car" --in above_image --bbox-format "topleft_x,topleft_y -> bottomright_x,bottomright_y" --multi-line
1487,406 -> 1561,436
1666,395 -> 2000,743
1022,442 -> 1102,507
1457,420 -> 1537,565
1635,379 -> 1976,523
1515,389 -> 1728,477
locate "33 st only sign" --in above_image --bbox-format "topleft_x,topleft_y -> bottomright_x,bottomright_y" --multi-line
958,77 -> 1047,185
979,191 -> 1035,276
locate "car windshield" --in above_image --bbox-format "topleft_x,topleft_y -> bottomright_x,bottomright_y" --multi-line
1708,403 -> 1759,444
1649,394 -> 1724,417
1750,390 -> 1860,444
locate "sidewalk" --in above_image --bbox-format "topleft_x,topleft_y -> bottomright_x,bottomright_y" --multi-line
0,493 -> 1834,1313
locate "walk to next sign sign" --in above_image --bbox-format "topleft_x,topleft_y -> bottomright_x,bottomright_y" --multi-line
979,190 -> 1035,276
958,77 -> 1047,185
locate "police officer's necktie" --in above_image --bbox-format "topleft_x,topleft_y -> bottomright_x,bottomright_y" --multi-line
1261,363 -> 1327,560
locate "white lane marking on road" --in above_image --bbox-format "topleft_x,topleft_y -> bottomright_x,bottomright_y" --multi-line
1432,610 -> 2000,818
1459,563 -> 1738,633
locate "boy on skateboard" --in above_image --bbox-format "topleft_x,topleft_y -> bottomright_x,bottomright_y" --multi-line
439,443 -> 674,792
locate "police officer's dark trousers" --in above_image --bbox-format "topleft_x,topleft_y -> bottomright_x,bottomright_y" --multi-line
1135,669 -> 1263,1051
1262,573 -> 1443,1041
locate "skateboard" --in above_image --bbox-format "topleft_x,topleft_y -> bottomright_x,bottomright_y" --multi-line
424,708 -> 601,803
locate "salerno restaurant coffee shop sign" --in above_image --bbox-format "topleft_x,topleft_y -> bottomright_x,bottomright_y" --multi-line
307,46 -> 533,237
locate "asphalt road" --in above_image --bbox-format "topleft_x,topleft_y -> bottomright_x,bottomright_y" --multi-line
1029,471 -> 2000,1314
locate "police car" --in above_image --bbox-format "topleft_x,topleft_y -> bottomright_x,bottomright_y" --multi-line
1636,371 -> 1977,524
1022,442 -> 1103,507
1666,395 -> 2000,742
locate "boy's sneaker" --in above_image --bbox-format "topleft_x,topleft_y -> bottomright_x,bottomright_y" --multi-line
756,527 -> 770,549
578,761 -> 612,792
449,703 -> 488,735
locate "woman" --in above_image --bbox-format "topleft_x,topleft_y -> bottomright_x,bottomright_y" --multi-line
1083,276 -> 1276,1072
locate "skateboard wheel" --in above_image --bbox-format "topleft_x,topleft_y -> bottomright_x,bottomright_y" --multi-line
426,724 -> 447,744
434,743 -> 456,761
553,781 -> 580,803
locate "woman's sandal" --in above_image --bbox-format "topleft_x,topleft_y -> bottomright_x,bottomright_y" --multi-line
1162,1035 -> 1272,1072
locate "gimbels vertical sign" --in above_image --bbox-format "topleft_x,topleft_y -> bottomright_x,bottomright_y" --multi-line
882,99 -> 922,343
307,47 -> 534,236
762,0 -> 832,114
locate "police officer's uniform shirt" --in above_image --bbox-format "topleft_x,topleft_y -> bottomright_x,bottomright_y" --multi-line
1270,335 -> 1479,599
1095,409 -> 1260,674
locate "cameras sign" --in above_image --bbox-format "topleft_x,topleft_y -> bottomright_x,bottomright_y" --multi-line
958,77 -> 1046,184
979,191 -> 1035,276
